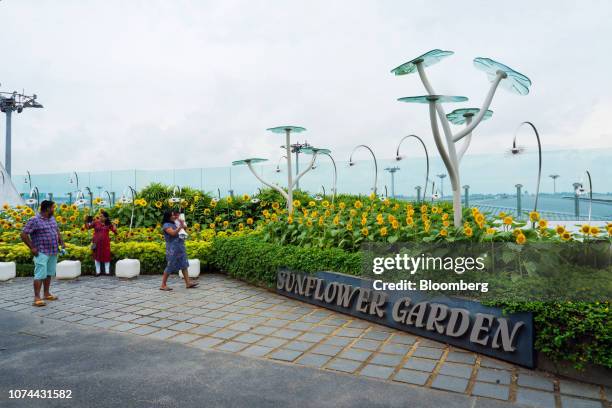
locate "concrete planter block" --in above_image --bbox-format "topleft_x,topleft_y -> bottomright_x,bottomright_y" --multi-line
115,259 -> 140,279
56,260 -> 81,280
179,259 -> 201,279
0,262 -> 17,281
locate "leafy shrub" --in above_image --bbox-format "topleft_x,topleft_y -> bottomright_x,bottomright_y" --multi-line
210,234 -> 362,286
0,240 -> 213,276
490,300 -> 611,369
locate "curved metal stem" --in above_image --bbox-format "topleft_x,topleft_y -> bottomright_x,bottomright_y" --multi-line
128,186 -> 136,232
349,144 -> 378,194
395,134 -> 429,202
457,117 -> 473,162
247,162 -> 289,201
453,73 -> 505,142
513,121 -> 542,215
314,152 -> 338,202
292,152 -> 317,189
585,170 -> 593,222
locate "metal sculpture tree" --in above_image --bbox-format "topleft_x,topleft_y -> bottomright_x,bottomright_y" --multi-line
392,49 -> 531,227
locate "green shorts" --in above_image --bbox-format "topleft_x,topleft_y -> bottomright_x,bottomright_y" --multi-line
33,253 -> 58,280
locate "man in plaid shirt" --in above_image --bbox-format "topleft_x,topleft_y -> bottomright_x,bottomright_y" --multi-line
21,200 -> 66,307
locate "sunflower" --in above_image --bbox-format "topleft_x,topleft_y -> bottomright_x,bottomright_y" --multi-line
555,225 -> 566,235
538,219 -> 548,229
354,200 -> 363,209
155,201 -> 163,209
242,194 -> 250,201
209,223 -> 216,229
391,220 -> 400,230
287,216 -> 293,224
486,227 -> 496,235
580,224 -> 591,235
360,217 -> 367,226
516,233 -> 526,245
440,229 -> 448,237
333,215 -> 340,226
443,220 -> 450,228
420,204 -> 428,213
498,211 -> 506,218
464,227 -> 473,237
406,217 -> 414,226
503,216 -> 513,225
235,210 -> 243,217
561,231 -> 572,241
361,227 -> 369,236
308,201 -> 316,207
590,226 -> 600,235
322,200 -> 330,208
246,218 -> 253,225
293,200 -> 301,208
223,220 -> 229,228
529,211 -> 540,222
346,223 -> 353,231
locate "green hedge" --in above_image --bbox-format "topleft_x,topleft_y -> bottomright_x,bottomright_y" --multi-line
491,300 -> 611,370
0,241 -> 213,276
210,235 -> 362,286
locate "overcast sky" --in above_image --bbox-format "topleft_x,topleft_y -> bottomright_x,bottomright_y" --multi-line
1,0 -> 611,175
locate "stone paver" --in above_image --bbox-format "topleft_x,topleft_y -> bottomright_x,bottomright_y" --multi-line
1,274 -> 607,407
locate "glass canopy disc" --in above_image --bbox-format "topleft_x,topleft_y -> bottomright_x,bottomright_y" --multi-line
473,57 -> 532,95
232,158 -> 268,166
300,147 -> 331,155
266,126 -> 306,134
391,49 -> 454,76
446,108 -> 493,125
398,95 -> 468,104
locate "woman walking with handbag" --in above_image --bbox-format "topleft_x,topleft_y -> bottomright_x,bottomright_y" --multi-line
85,210 -> 117,276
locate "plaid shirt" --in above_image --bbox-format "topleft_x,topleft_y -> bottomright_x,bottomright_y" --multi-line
22,214 -> 60,256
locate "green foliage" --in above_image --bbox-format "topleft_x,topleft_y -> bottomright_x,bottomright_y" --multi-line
0,240 -> 213,277
210,234 -> 362,286
488,300 -> 611,369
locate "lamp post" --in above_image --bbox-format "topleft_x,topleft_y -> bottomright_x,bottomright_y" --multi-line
549,174 -> 560,194
349,144 -> 378,195
463,185 -> 470,208
436,174 -> 447,199
510,121 -> 542,216
392,49 -> 531,227
395,134 -> 429,202
572,182 -> 581,219
575,171 -> 593,221
515,184 -> 523,218
69,172 -> 79,192
415,185 -> 422,202
384,167 -> 400,198
23,170 -> 32,193
0,88 -> 44,176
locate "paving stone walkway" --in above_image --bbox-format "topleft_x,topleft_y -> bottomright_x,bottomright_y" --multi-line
0,274 -> 609,408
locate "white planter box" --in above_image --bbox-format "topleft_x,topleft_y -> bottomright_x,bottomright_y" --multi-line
0,262 -> 17,281
115,259 -> 140,279
179,259 -> 201,278
56,260 -> 81,280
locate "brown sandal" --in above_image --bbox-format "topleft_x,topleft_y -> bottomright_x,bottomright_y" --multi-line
159,287 -> 173,291
33,300 -> 47,307
44,295 -> 58,301
186,283 -> 199,289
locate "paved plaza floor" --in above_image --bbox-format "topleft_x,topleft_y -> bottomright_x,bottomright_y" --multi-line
0,274 -> 609,408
